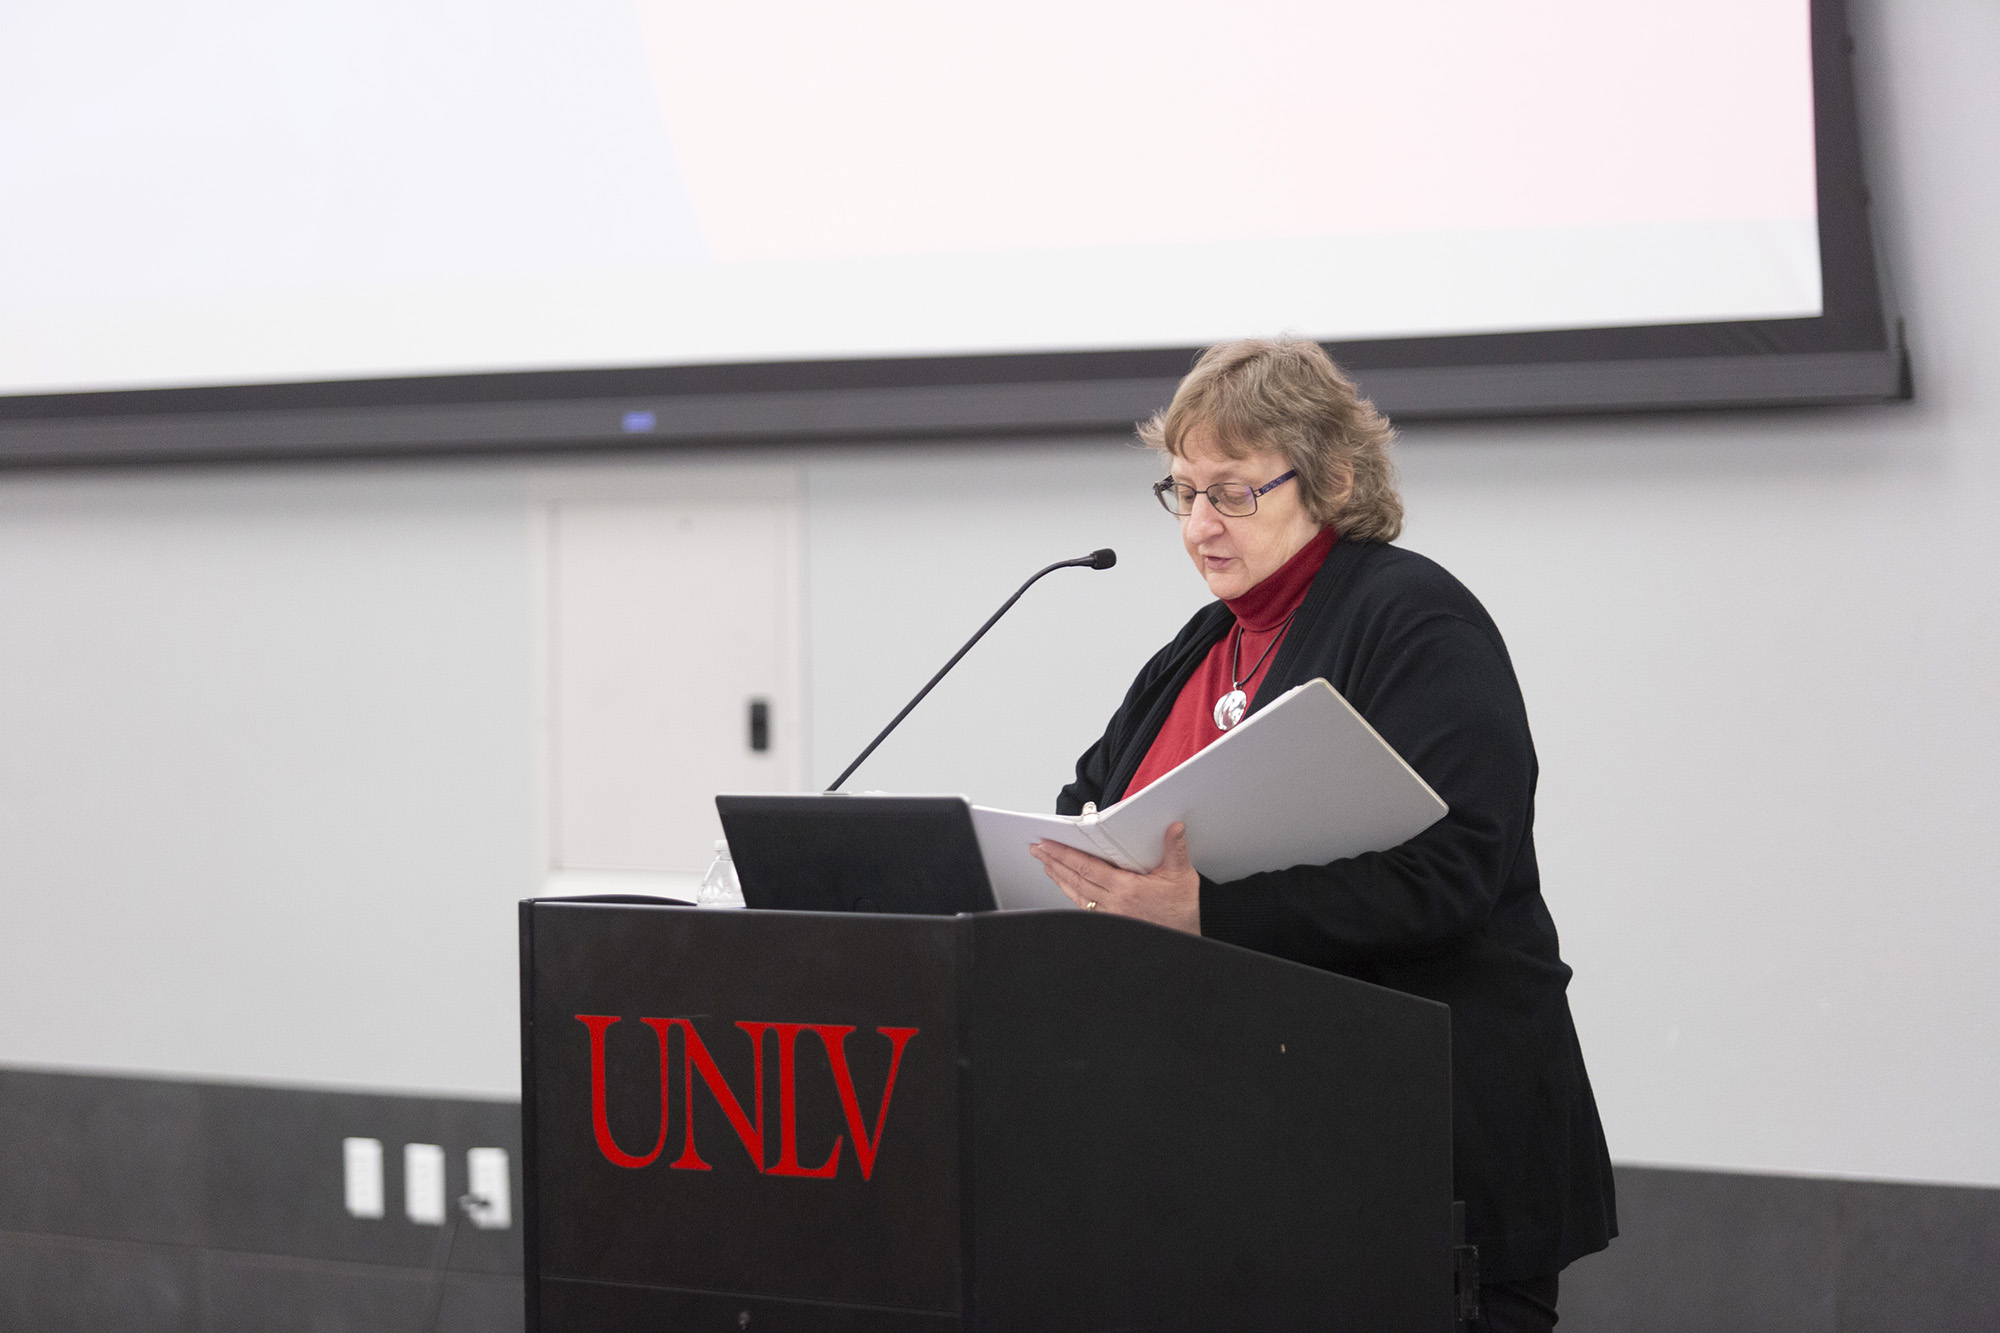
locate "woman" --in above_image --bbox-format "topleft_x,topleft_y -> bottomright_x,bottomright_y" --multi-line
1029,337 -> 1615,1332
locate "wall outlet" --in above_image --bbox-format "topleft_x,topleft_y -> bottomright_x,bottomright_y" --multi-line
403,1143 -> 446,1225
466,1147 -> 512,1230
341,1138 -> 384,1219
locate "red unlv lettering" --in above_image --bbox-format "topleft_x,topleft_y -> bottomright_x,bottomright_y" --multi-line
576,1014 -> 668,1168
575,1015 -> 918,1181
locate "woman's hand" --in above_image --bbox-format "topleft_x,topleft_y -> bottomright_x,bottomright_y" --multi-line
1030,822 -> 1201,934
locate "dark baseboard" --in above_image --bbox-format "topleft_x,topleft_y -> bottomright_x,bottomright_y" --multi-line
0,1066 -> 523,1333
1561,1163 -> 2000,1333
4,1066 -> 1995,1331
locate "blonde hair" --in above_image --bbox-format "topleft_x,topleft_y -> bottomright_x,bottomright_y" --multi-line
1138,336 -> 1403,542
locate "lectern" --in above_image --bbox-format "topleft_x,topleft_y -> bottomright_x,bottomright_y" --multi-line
520,901 -> 1455,1331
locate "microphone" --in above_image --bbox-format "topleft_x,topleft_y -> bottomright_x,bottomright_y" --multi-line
825,549 -> 1117,792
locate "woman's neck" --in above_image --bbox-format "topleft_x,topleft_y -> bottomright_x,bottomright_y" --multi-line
1223,526 -> 1337,630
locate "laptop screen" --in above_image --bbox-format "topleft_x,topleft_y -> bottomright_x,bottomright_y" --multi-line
715,793 -> 996,916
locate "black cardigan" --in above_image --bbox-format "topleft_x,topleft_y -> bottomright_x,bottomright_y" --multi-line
1060,538 -> 1617,1282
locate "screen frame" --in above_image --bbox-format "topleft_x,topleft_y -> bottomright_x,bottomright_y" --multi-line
0,0 -> 1905,467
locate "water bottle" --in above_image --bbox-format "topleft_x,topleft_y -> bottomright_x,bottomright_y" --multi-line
697,839 -> 744,908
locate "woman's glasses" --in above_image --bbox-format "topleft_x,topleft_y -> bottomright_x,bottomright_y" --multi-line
1153,470 -> 1297,517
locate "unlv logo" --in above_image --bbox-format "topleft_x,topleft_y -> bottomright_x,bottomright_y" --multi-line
576,1015 -> 918,1181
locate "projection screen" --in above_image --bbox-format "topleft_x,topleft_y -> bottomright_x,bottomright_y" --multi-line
0,0 -> 1903,464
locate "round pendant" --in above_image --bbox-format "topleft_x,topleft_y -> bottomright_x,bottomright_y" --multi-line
1213,689 -> 1247,731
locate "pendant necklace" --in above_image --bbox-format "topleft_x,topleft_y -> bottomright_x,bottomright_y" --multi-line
1213,608 -> 1298,731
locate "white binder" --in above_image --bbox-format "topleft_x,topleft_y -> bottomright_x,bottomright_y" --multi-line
970,678 -> 1448,911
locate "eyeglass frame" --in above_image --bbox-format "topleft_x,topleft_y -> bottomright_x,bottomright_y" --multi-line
1152,469 -> 1298,518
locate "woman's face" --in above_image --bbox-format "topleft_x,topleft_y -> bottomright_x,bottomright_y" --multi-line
1172,428 -> 1325,600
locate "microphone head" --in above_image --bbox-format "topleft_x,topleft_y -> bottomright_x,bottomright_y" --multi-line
1089,548 -> 1117,570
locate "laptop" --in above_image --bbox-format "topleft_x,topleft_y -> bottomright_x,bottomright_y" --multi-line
714,793 -> 997,915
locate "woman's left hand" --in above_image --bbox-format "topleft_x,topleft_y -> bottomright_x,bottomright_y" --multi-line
1030,822 -> 1201,934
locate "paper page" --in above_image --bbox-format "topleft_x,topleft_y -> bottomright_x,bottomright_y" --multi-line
968,807 -> 1141,911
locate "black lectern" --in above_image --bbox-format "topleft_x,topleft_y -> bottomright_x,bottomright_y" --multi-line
520,901 -> 1454,1331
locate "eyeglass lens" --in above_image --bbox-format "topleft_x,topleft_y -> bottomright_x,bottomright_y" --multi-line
1157,482 -> 1260,517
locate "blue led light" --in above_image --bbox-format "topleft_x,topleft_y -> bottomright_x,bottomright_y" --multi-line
622,410 -> 657,433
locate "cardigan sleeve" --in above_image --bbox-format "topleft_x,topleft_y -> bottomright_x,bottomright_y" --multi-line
1057,616 -> 1213,816
1057,649 -> 1158,815
1198,610 -> 1538,965
1057,736 -> 1114,815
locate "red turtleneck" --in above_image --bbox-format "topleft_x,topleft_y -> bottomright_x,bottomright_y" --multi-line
1119,525 -> 1337,801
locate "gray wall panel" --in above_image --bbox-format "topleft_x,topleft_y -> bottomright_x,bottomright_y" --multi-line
197,1252 -> 518,1333
1834,1178 -> 2000,1333
0,1231 -> 199,1333
1562,1168 -> 1840,1333
1561,1165 -> 2000,1333
0,1071 -> 207,1243
0,1069 -> 522,1332
8,1071 -> 2000,1330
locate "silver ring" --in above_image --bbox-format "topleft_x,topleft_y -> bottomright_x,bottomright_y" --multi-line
1083,900 -> 1099,911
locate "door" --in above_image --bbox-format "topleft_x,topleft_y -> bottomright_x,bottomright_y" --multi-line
541,486 -> 803,897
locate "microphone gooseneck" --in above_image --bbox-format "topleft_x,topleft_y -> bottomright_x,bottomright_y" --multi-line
825,549 -> 1117,792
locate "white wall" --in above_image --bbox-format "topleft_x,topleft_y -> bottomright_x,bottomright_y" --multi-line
0,465 -> 538,1094
0,1 -> 1993,1183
